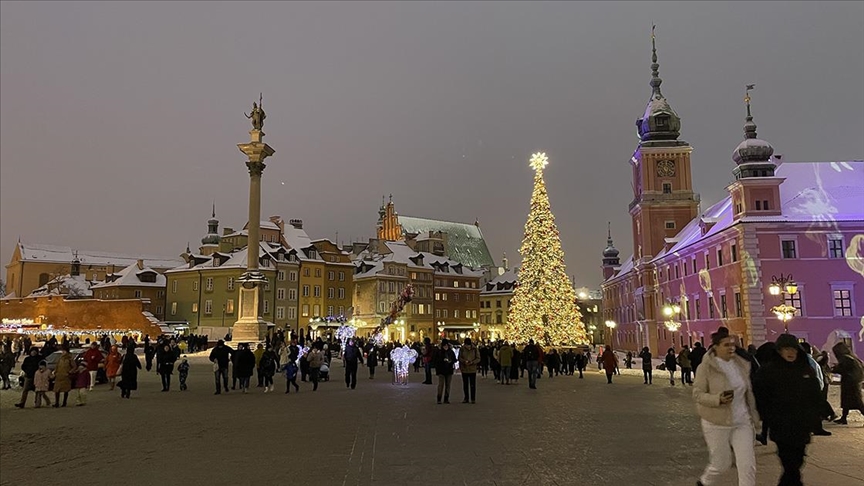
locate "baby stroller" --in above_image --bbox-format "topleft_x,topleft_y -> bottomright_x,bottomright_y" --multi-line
319,362 -> 330,381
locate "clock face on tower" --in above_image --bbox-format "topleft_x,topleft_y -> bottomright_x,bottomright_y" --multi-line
657,159 -> 676,177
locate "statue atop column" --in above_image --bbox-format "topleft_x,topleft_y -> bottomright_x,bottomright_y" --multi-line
245,94 -> 266,130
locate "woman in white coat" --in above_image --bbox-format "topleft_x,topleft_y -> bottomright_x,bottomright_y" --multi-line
693,329 -> 759,486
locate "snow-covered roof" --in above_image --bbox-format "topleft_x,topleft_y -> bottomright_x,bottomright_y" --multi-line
14,242 -> 183,269
27,274 -> 96,298
282,225 -> 317,261
482,270 -> 518,295
91,262 -> 166,289
353,241 -> 484,279
398,215 -> 495,268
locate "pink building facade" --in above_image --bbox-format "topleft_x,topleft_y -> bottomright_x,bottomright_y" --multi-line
602,37 -> 863,357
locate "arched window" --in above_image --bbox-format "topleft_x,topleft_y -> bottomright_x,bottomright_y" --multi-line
38,273 -> 50,287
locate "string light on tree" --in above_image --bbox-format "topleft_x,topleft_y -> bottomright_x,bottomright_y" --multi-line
505,152 -> 588,346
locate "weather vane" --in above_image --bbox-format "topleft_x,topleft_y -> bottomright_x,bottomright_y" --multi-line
529,152 -> 549,172
745,84 -> 755,103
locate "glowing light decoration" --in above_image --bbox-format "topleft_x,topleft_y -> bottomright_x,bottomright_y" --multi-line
335,324 -> 356,355
505,153 -> 587,346
297,345 -> 310,363
390,345 -> 418,385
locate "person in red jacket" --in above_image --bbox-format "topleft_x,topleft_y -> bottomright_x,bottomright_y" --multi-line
82,342 -> 103,391
602,345 -> 619,384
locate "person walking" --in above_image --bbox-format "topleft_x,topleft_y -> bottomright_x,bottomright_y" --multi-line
343,339 -> 363,390
367,345 -> 378,379
144,340 -> 155,372
435,339 -> 457,404
422,337 -> 434,385
459,338 -> 479,404
479,344 -> 490,378
208,339 -> 233,395
601,345 -> 618,384
575,348 -> 587,379
830,342 -> 864,425
33,360 -> 52,407
52,345 -> 75,408
690,342 -> 706,377
800,342 -> 831,436
72,362 -> 90,406
307,345 -> 324,391
0,346 -> 14,390
105,345 -> 123,391
178,357 -> 190,391
235,343 -> 256,393
754,334 -> 823,486
254,343 -> 265,388
498,341 -> 513,384
665,348 -> 678,386
82,342 -> 103,391
282,359 -> 300,393
639,347 -> 653,385
14,348 -> 41,408
260,345 -> 278,393
118,342 -> 142,399
693,329 -> 758,486
523,339 -> 541,389
678,346 -> 693,385
157,344 -> 176,391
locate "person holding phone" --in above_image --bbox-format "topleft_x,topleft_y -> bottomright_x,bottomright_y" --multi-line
693,328 -> 759,486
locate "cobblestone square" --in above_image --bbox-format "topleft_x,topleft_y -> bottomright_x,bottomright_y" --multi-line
1,355 -> 862,486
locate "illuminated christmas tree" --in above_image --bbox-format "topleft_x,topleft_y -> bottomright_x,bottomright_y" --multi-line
506,153 -> 587,346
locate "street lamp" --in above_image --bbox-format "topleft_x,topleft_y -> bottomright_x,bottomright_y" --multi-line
768,274 -> 798,333
662,303 -> 682,333
605,320 -> 616,345
221,303 -> 226,328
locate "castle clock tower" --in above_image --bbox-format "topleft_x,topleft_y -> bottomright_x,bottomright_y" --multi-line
629,28 -> 700,261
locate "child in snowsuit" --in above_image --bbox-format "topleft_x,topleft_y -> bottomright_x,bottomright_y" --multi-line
282,360 -> 299,394
33,361 -> 52,407
73,362 -> 90,406
178,357 -> 190,391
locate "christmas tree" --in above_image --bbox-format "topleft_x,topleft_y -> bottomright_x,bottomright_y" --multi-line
505,153 -> 587,346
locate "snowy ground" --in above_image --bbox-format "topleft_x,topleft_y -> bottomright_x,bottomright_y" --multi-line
0,354 -> 861,486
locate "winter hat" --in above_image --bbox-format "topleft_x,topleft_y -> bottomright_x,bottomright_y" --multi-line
775,333 -> 799,350
441,338 -> 450,346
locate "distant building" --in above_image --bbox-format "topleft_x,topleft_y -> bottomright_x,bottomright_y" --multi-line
602,36 -> 864,355
92,260 -> 168,320
5,242 -> 181,298
480,258 -> 517,340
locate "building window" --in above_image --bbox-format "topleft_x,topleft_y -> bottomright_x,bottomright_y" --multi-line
435,309 -> 441,318
828,238 -> 844,259
289,271 -> 297,282
278,271 -> 285,281
276,307 -> 285,319
171,302 -> 177,316
453,281 -> 459,288
328,287 -> 335,299
674,265 -> 680,279
313,304 -> 320,316
665,221 -> 675,230
338,288 -> 345,299
442,309 -> 448,318
227,277 -> 234,290
288,288 -> 297,301
763,200 -> 769,210
784,291 -> 802,316
454,293 -> 460,302
206,277 -> 213,291
708,295 -> 715,319
338,305 -> 344,315
192,280 -> 198,291
315,269 -> 321,278
705,254 -> 711,270
496,299 -> 502,308
435,293 -> 440,301
204,300 -> 213,315
288,307 -> 297,320
264,282 -> 270,291
314,286 -> 321,297
327,305 -> 334,316
662,182 -> 672,194
442,293 -> 448,301
833,289 -> 852,317
734,292 -> 742,317
695,297 -> 701,319
303,268 -> 310,277
172,280 -> 177,293
692,257 -> 697,274
454,310 -> 460,319
328,271 -> 335,281
755,200 -> 762,210
134,290 -> 142,298
263,299 -> 269,314
302,285 -> 310,297
720,294 -> 728,318
277,288 -> 285,300
731,244 -> 738,263
717,249 -> 724,267
302,304 -> 309,317
226,299 -> 235,314
418,303 -> 425,314
157,290 -> 165,298
339,271 -> 345,281
685,300 -> 691,320
781,240 -> 797,259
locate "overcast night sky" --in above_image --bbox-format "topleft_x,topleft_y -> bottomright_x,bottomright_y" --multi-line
1,1 -> 862,288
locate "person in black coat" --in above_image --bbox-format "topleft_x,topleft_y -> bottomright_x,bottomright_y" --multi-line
343,339 -> 364,389
366,345 -> 378,379
639,347 -> 653,384
208,339 -> 234,394
754,334 -> 823,486
144,342 -> 155,372
831,342 -> 864,425
157,344 -> 176,391
753,342 -> 778,445
574,349 -> 587,379
689,342 -> 706,377
434,339 -> 457,404
15,348 -> 42,408
235,343 -> 256,393
664,348 -> 678,385
118,343 -> 142,398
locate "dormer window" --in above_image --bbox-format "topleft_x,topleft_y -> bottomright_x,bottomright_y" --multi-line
656,115 -> 669,127
308,249 -> 317,259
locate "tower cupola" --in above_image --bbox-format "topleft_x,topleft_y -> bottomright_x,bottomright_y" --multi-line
636,26 -> 683,145
732,85 -> 776,177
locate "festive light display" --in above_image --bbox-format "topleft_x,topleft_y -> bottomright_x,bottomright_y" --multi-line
505,153 -> 588,346
389,345 -> 418,385
369,284 -> 414,345
335,324 -> 356,355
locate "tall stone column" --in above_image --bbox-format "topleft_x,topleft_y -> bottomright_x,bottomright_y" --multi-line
232,110 -> 275,343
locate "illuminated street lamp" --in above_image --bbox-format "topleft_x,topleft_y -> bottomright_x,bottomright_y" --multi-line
604,320 -> 616,345
768,274 -> 798,333
662,302 -> 683,333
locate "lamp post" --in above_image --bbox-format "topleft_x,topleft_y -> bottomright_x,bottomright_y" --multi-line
768,273 -> 798,333
604,320 -> 617,346
221,303 -> 226,328
662,303 -> 683,348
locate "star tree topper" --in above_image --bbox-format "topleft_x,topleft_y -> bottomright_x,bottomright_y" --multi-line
529,152 -> 549,172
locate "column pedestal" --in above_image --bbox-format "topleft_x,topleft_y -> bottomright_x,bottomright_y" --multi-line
232,285 -> 269,343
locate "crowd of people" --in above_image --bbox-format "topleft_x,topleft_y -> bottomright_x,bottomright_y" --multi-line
3,328 -> 862,485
